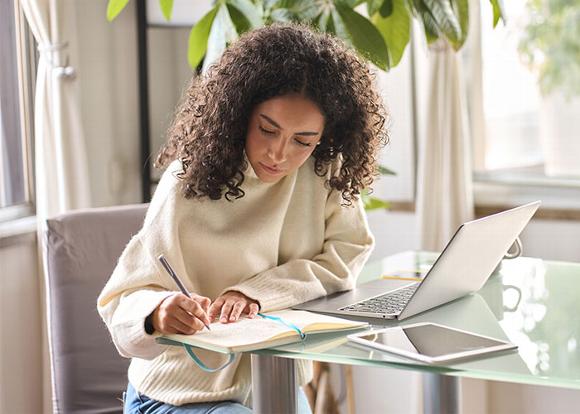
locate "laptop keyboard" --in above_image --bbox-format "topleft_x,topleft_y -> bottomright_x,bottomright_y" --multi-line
338,283 -> 419,315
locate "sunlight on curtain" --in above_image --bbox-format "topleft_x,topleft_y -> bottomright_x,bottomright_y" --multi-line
416,41 -> 474,251
20,0 -> 91,223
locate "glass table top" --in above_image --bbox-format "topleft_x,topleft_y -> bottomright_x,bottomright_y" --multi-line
257,251 -> 580,390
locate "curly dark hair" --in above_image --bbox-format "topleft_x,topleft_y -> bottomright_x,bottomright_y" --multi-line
155,23 -> 388,204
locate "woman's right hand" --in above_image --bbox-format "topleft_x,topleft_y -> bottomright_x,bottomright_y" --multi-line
151,292 -> 211,335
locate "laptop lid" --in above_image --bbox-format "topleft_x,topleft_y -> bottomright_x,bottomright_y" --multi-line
398,201 -> 540,320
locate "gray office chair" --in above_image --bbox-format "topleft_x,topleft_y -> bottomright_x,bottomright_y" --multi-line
44,203 -> 148,413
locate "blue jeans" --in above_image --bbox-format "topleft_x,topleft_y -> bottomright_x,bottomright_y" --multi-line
124,382 -> 312,414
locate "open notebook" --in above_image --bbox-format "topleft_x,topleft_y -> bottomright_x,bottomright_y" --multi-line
156,309 -> 368,354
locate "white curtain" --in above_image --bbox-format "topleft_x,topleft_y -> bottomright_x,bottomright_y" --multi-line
20,1 -> 91,412
416,40 -> 474,251
20,0 -> 91,224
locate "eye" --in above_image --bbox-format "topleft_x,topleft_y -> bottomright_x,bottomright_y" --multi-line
259,126 -> 276,135
294,139 -> 312,147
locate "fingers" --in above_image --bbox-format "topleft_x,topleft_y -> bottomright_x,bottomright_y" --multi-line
177,294 -> 211,327
247,302 -> 260,318
172,307 -> 205,333
219,299 -> 234,323
229,302 -> 246,322
210,292 -> 260,323
208,297 -> 224,322
167,316 -> 202,335
192,294 -> 211,313
152,293 -> 209,335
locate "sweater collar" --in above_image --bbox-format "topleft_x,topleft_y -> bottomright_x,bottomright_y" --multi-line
242,151 -> 259,180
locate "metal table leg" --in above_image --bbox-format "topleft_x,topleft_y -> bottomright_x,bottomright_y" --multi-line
251,354 -> 297,414
422,373 -> 461,414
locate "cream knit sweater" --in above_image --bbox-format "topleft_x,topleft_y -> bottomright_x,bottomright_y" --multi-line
97,155 -> 374,405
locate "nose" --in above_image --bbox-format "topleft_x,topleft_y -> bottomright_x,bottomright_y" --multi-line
268,136 -> 289,164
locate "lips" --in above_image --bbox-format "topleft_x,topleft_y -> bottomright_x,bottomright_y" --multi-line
259,162 -> 283,175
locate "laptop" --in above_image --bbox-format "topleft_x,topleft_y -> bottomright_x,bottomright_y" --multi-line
293,201 -> 541,321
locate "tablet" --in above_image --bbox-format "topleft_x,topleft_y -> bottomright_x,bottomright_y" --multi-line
347,322 -> 517,364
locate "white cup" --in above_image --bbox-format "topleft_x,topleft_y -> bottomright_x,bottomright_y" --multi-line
504,237 -> 523,259
492,237 -> 523,275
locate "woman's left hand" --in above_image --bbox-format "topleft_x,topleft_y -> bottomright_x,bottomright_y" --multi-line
209,291 -> 260,323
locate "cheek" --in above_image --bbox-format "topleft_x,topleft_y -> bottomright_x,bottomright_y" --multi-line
289,149 -> 315,170
245,131 -> 263,158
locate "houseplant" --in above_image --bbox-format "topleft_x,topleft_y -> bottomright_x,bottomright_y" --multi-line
107,0 -> 506,72
106,0 -> 506,209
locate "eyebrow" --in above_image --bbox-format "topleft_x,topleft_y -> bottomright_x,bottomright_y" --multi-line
259,114 -> 320,137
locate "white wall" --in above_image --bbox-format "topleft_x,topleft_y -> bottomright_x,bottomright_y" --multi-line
0,239 -> 43,413
73,0 -> 141,207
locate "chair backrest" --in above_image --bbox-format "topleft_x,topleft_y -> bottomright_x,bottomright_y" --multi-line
44,203 -> 148,414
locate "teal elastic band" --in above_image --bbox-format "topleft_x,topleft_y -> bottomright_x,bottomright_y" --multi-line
182,344 -> 236,373
258,313 -> 306,340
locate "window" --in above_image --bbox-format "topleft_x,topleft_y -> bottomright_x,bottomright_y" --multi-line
470,0 -> 580,211
0,0 -> 35,221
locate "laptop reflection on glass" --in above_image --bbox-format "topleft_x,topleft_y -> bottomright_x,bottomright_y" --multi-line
293,201 -> 540,321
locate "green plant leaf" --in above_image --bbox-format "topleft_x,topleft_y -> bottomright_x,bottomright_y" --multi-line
362,193 -> 391,211
379,0 -> 394,17
331,8 -> 350,40
422,0 -> 461,44
159,0 -> 174,21
106,0 -> 130,22
318,8 -> 331,31
228,0 -> 264,28
372,0 -> 410,67
336,0 -> 359,7
202,3 -> 238,73
228,4 -> 252,34
367,0 -> 385,16
263,0 -> 279,9
269,0 -> 321,22
422,15 -> 440,43
290,0 -> 321,22
408,0 -> 440,44
452,0 -> 469,49
489,0 -> 506,27
188,5 -> 220,69
335,4 -> 389,70
325,10 -> 337,35
271,8 -> 293,22
378,165 -> 396,175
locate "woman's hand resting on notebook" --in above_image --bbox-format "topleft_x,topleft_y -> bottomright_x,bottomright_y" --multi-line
151,293 -> 212,335
209,291 -> 260,323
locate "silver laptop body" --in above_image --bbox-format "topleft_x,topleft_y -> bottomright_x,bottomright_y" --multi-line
293,201 -> 540,321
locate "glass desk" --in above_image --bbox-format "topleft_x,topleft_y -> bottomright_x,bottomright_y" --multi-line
250,251 -> 580,413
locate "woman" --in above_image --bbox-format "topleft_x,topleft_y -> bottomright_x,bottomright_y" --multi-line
98,23 -> 388,413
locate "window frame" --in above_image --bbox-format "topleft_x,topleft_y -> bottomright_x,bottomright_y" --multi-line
465,2 -> 580,218
0,0 -> 36,223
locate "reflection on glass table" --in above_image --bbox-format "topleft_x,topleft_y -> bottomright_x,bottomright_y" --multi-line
250,251 -> 580,413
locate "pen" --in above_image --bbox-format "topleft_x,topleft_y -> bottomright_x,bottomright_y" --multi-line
158,254 -> 211,331
381,275 -> 423,282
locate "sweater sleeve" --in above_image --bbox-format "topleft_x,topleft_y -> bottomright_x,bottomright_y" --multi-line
97,161 -> 188,360
223,189 -> 375,312
97,235 -> 176,360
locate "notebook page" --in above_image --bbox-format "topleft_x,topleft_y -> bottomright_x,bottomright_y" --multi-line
172,316 -> 291,349
269,309 -> 366,331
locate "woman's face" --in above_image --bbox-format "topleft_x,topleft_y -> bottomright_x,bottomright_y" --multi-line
245,93 -> 325,183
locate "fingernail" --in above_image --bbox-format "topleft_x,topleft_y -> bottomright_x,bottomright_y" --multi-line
230,316 -> 236,321
221,317 -> 227,322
